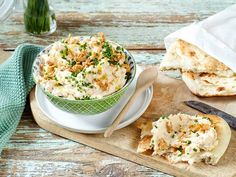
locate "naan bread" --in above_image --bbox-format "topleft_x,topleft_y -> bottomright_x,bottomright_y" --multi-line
136,114 -> 231,165
160,39 -> 234,77
182,72 -> 236,97
202,114 -> 231,165
135,120 -> 153,153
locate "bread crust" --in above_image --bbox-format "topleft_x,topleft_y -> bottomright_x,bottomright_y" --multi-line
160,39 -> 233,77
182,72 -> 236,97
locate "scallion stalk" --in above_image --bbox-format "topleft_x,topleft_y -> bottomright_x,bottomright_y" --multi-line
24,0 -> 56,35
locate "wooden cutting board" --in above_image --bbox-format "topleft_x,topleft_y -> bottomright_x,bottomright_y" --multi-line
30,71 -> 236,177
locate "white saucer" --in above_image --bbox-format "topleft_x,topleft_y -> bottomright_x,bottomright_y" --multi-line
35,67 -> 153,134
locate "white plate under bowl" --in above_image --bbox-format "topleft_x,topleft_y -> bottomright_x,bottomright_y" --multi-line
35,67 -> 153,134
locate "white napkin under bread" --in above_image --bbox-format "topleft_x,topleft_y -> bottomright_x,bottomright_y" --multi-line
160,4 -> 236,97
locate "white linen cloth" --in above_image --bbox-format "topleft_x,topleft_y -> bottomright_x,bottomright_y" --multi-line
164,4 -> 236,72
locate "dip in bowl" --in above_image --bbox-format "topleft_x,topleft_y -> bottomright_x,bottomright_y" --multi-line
33,33 -> 136,114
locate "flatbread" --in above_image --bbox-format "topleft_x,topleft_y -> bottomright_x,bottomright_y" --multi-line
160,39 -> 234,77
135,120 -> 153,153
182,72 -> 236,97
202,114 -> 231,165
136,114 -> 231,165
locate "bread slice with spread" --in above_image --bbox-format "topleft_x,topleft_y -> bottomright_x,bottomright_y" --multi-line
136,113 -> 231,165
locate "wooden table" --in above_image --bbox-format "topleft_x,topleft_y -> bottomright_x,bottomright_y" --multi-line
0,1 -> 234,176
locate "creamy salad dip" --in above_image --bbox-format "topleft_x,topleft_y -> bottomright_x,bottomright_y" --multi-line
150,113 -> 218,164
36,33 -> 131,100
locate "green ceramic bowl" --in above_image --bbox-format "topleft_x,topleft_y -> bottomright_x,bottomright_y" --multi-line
33,38 -> 136,114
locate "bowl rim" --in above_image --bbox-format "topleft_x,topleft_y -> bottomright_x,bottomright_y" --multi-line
32,37 -> 136,103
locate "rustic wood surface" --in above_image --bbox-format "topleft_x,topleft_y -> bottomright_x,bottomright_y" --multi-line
0,0 -> 234,176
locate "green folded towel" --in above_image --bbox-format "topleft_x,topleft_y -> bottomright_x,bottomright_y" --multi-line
0,44 -> 43,154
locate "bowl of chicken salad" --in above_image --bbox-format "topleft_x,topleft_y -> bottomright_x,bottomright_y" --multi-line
33,32 -> 136,114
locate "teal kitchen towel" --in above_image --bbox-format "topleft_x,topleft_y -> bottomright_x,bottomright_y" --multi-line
0,44 -> 43,153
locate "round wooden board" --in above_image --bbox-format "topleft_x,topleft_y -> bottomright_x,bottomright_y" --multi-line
30,72 -> 236,177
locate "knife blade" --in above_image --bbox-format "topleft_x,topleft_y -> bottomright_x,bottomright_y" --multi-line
184,100 -> 236,130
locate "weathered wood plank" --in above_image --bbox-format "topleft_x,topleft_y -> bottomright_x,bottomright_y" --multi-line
2,0 -> 234,49
0,159 -> 171,177
51,0 -> 234,15
0,21 -> 186,49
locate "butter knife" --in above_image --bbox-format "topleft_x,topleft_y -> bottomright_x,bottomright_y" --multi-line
184,100 -> 236,130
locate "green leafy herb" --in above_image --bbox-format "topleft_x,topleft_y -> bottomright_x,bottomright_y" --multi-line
116,46 -> 121,51
60,45 -> 68,59
177,146 -> 183,152
80,43 -> 87,50
24,0 -> 56,35
108,60 -> 119,65
81,95 -> 91,100
87,51 -> 92,58
193,148 -> 197,152
68,60 -> 76,66
71,72 -> 78,77
102,42 -> 113,59
160,115 -> 167,119
92,58 -> 99,65
185,140 -> 191,145
82,82 -> 91,87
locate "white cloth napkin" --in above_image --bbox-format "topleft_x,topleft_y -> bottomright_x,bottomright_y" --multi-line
164,4 -> 236,72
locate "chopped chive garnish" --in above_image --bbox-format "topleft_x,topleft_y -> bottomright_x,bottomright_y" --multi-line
160,115 -> 167,119
185,140 -> 191,145
71,72 -> 78,77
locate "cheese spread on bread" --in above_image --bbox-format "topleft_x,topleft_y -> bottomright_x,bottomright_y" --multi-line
136,113 -> 231,165
151,114 -> 218,164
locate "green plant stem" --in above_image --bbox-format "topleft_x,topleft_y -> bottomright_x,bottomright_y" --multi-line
24,0 -> 54,35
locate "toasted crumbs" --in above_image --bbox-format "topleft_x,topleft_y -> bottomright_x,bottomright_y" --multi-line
47,60 -> 54,66
76,50 -> 87,62
122,63 -> 131,72
137,135 -> 152,153
157,138 -> 168,150
166,121 -> 173,133
69,64 -> 83,73
39,64 -> 44,76
217,87 -> 225,91
189,123 -> 210,132
189,51 -> 196,57
94,79 -> 108,91
203,79 -> 211,84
